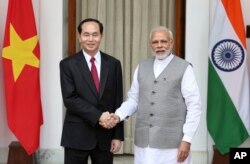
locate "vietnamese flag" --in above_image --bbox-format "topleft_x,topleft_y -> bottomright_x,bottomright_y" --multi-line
2,0 -> 43,155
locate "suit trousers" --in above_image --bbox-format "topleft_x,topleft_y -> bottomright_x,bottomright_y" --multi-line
64,145 -> 113,164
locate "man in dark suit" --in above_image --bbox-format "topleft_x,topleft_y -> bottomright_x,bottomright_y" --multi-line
60,18 -> 124,164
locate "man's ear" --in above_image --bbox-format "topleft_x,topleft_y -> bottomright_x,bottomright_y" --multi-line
170,39 -> 174,49
78,34 -> 81,42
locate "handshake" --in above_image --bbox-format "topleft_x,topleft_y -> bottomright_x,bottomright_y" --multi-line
99,112 -> 120,129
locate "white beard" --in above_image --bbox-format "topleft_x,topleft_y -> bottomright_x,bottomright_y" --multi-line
154,49 -> 171,60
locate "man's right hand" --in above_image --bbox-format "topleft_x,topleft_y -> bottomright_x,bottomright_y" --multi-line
99,112 -> 120,129
177,141 -> 190,162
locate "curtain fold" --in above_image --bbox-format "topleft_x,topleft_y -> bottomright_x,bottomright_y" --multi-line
76,0 -> 175,154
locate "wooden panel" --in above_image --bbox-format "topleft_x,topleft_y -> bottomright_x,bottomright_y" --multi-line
174,0 -> 185,59
7,141 -> 36,164
247,25 -> 250,38
212,146 -> 229,164
68,0 -> 76,56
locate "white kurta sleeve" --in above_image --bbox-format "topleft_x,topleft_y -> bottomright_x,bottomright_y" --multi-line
115,65 -> 140,121
181,65 -> 202,143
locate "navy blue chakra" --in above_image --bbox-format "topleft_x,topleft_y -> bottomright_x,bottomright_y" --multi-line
211,39 -> 244,72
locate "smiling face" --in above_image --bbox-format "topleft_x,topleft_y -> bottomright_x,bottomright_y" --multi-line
78,21 -> 103,56
150,29 -> 173,60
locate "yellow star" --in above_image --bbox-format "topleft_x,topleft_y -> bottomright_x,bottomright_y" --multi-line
2,23 -> 40,81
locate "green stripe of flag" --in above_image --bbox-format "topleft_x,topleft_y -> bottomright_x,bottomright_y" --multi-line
207,60 -> 249,154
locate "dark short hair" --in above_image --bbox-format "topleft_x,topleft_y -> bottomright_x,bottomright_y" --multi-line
77,18 -> 104,34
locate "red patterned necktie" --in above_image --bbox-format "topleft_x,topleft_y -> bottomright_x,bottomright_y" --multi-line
90,57 -> 100,93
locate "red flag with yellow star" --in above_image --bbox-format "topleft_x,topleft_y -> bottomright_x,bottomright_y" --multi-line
2,0 -> 43,155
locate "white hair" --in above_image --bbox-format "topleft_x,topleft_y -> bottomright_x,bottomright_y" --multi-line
149,26 -> 173,41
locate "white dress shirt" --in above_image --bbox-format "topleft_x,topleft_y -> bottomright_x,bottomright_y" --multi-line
82,50 -> 101,79
115,54 -> 202,164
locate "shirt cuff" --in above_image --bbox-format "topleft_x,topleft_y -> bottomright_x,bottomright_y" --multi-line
115,110 -> 127,121
182,134 -> 192,143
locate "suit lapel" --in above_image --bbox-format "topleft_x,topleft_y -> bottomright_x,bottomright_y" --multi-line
76,52 -> 99,98
99,52 -> 109,98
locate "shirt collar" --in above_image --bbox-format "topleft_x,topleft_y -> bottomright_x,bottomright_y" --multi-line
82,50 -> 101,64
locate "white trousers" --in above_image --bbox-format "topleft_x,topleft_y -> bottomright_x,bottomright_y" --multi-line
134,145 -> 192,164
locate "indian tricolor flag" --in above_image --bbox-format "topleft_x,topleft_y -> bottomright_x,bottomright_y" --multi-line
2,0 -> 43,154
207,0 -> 250,154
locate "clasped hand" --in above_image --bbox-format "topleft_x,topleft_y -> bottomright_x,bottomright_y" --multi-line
99,112 -> 120,129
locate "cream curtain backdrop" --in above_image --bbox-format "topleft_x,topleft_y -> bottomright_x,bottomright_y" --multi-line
76,0 -> 175,154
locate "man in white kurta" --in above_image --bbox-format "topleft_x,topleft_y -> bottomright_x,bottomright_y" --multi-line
114,27 -> 202,164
